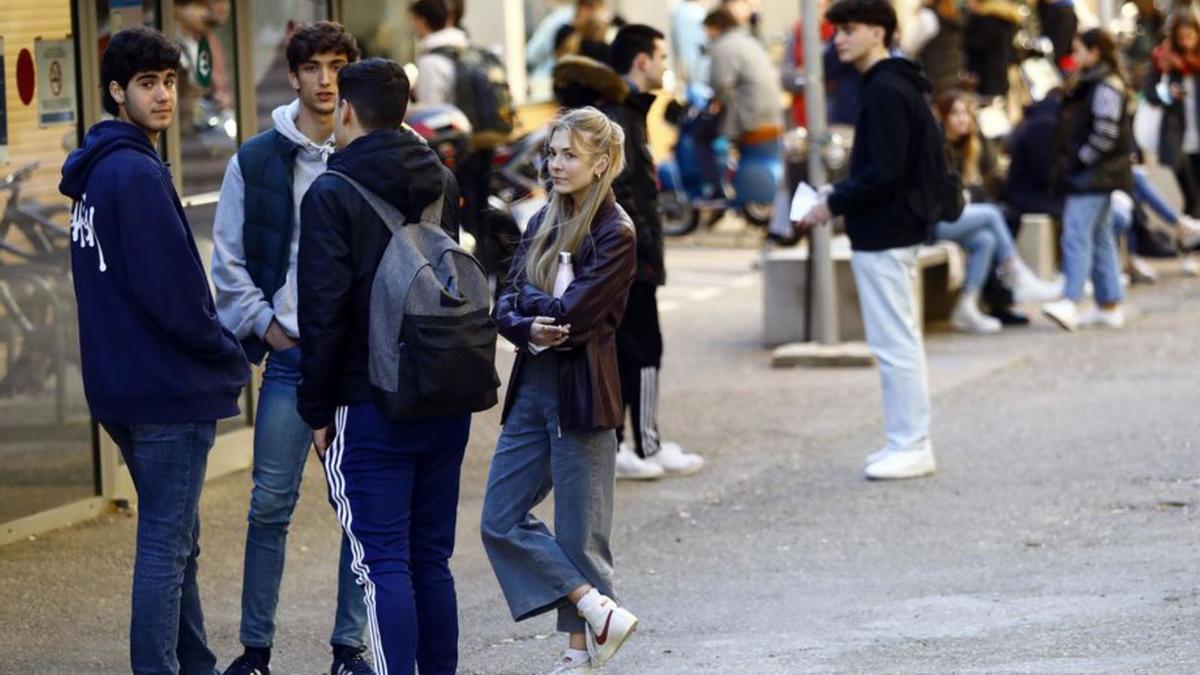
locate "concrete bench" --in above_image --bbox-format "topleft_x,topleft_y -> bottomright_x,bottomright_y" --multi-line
1016,213 -> 1057,282
762,238 -> 956,346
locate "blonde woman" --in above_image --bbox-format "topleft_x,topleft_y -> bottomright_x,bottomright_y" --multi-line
482,107 -> 638,675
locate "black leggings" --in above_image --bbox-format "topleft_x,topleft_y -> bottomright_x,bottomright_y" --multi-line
1173,152 -> 1200,217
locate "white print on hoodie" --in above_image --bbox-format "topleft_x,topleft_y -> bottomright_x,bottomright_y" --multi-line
71,193 -> 107,272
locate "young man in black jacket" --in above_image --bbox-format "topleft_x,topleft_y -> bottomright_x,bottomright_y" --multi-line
211,22 -> 374,675
606,25 -> 705,480
297,58 -> 466,674
800,0 -> 937,481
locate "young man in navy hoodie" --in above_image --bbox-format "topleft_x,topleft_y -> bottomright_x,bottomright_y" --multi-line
58,26 -> 250,675
800,0 -> 938,481
298,58 -> 467,675
210,22 -> 375,675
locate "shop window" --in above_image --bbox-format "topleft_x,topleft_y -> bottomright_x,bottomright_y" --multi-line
176,0 -> 239,199
252,0 -> 330,132
1,0 -> 92,522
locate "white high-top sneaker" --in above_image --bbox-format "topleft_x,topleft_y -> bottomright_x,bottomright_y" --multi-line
951,292 -> 1002,334
647,442 -> 705,475
615,443 -> 664,480
577,590 -> 638,667
1003,258 -> 1064,303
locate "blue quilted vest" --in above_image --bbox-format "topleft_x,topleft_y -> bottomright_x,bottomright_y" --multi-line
236,129 -> 299,364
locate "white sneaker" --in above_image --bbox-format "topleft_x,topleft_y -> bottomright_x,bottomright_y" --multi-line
1004,259 -> 1064,303
1078,305 -> 1125,329
863,444 -> 936,480
863,448 -> 889,466
1179,215 -> 1200,249
616,443 -> 664,480
1130,255 -> 1158,284
1183,253 -> 1200,277
950,294 -> 1002,334
1041,298 -> 1078,331
547,650 -> 593,674
647,442 -> 705,475
578,592 -> 638,667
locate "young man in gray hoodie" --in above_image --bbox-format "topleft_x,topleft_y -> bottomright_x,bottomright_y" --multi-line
210,21 -> 375,675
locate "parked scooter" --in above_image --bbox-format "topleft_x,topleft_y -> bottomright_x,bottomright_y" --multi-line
657,84 -> 784,236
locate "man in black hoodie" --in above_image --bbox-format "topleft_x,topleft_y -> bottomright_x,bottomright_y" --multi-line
297,58 -> 466,674
800,0 -> 937,481
59,27 -> 249,674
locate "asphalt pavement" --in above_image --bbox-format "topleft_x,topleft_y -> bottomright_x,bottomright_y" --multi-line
1,245 -> 1198,674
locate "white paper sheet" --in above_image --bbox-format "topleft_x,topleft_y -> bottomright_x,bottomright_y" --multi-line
789,181 -> 819,222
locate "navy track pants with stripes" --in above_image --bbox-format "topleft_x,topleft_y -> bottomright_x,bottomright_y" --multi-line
322,402 -> 470,675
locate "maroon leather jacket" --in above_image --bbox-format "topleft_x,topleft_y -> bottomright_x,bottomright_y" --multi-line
494,195 -> 636,430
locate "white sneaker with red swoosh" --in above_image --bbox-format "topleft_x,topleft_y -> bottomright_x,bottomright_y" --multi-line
580,594 -> 639,667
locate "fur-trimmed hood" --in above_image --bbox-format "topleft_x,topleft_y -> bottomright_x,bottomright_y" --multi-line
972,0 -> 1023,24
553,54 -> 629,108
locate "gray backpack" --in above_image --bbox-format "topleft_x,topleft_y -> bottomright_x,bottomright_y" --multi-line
327,170 -> 499,421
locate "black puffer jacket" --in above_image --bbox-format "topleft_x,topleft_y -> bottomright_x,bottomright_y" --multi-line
554,55 -> 665,285
965,0 -> 1021,97
1054,65 -> 1134,196
296,128 -> 460,429
918,9 -> 965,95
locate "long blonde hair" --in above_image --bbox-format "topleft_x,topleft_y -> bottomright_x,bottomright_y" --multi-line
525,107 -> 626,292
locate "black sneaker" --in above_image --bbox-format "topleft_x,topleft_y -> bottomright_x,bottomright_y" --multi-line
988,306 -> 1030,326
223,650 -> 271,675
330,644 -> 376,675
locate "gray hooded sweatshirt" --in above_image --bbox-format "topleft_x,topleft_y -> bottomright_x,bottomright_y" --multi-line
212,100 -> 333,341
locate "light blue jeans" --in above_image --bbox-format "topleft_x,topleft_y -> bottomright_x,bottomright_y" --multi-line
239,346 -> 367,649
1062,194 -> 1123,305
934,203 -> 1016,293
851,246 -> 932,454
480,351 -> 618,634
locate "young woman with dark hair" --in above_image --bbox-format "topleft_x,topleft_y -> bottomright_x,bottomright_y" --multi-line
1043,29 -> 1134,330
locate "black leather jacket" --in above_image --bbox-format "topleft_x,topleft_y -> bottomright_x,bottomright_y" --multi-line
494,196 -> 636,430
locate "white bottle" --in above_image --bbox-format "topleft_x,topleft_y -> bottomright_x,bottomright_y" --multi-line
553,251 -> 574,298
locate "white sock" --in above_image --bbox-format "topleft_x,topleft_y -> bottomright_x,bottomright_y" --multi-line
562,648 -> 590,665
575,588 -> 604,618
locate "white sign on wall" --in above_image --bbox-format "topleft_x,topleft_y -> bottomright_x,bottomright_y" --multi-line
35,38 -> 77,128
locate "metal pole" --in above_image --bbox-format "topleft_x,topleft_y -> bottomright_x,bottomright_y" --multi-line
1097,0 -> 1114,33
802,0 -> 839,344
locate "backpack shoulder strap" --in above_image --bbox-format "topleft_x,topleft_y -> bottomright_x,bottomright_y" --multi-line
324,170 -> 407,234
418,171 -> 448,226
429,45 -> 464,61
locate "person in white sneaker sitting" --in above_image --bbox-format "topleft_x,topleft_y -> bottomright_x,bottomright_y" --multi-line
932,90 -> 1064,334
482,108 -> 640,674
1042,29 -> 1132,332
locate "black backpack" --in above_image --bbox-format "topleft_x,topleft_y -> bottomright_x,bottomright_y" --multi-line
908,113 -> 966,234
432,46 -> 515,148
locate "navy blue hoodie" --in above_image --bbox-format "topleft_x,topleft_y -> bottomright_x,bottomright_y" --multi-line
59,120 -> 250,423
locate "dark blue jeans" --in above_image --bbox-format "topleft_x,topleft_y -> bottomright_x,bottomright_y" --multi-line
239,347 -> 366,649
103,421 -> 219,675
322,403 -> 470,675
